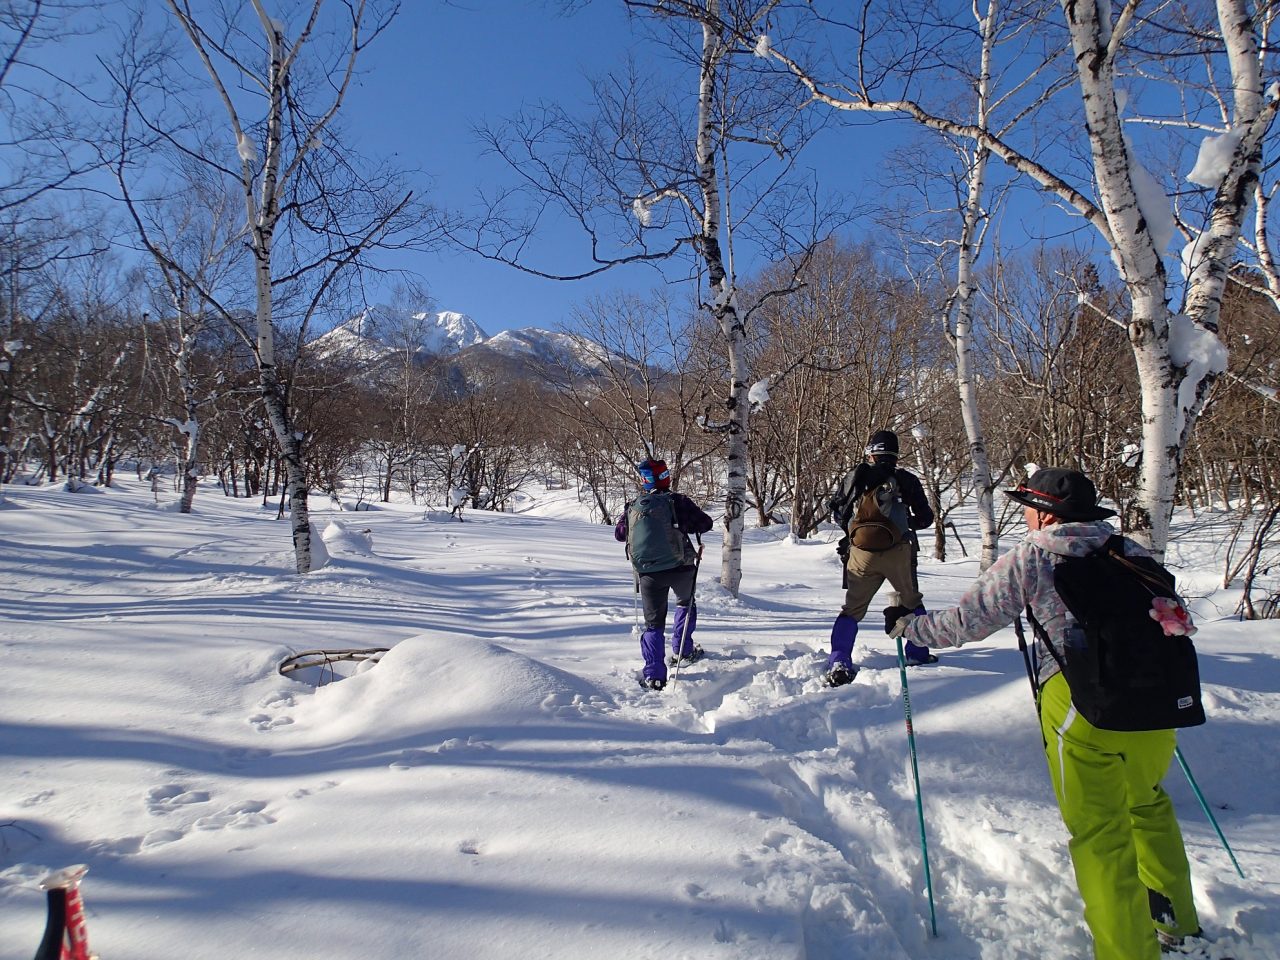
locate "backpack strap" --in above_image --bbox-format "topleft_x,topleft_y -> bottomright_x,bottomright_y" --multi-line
1100,535 -> 1178,600
1024,604 -> 1067,676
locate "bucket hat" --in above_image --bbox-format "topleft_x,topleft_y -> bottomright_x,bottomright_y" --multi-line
1004,467 -> 1116,521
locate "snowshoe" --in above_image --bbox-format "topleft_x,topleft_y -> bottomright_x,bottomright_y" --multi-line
822,664 -> 858,687
1158,929 -> 1232,958
639,677 -> 667,692
667,644 -> 705,667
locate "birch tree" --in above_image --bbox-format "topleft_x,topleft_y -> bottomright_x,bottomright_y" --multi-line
452,1 -> 827,595
122,166 -> 245,514
932,0 -> 1004,568
752,0 -> 1279,553
134,0 -> 429,572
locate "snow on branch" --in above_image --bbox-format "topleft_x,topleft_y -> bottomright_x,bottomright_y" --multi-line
1167,313 -> 1228,413
1187,129 -> 1243,189
236,133 -> 257,164
1124,136 -> 1174,255
632,188 -> 686,227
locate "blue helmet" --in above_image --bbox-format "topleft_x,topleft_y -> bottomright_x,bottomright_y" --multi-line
635,458 -> 671,492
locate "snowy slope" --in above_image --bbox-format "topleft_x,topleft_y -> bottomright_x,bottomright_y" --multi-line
0,480 -> 1275,960
483,327 -> 602,364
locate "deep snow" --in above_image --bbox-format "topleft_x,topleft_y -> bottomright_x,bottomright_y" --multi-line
1,478 -> 1276,959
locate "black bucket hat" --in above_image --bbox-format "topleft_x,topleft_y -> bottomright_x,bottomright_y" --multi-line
1004,467 -> 1116,522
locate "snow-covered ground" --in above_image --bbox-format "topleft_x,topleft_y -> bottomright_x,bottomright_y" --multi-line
1,477 -> 1276,960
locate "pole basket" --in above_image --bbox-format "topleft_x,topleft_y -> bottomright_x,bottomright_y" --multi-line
278,647 -> 389,686
35,864 -> 97,960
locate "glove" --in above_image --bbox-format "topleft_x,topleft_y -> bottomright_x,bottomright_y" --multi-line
887,612 -> 917,640
1150,596 -> 1198,637
883,605 -> 911,635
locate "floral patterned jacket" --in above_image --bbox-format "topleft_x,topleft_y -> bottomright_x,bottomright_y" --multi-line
906,520 -> 1149,683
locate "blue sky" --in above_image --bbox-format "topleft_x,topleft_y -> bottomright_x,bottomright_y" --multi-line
342,2 -> 680,336
32,2 -> 962,338
338,3 -> 925,338
33,2 -> 1069,338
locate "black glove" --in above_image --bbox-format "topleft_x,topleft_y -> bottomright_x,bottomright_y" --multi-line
883,605 -> 912,635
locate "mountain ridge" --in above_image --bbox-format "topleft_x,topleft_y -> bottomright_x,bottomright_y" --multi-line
309,304 -> 628,385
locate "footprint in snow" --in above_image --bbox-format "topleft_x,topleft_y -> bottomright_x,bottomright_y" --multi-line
146,783 -> 211,815
248,712 -> 294,732
193,799 -> 275,831
289,780 -> 339,799
258,691 -> 296,709
141,828 -> 184,848
389,749 -> 434,769
539,692 -> 609,718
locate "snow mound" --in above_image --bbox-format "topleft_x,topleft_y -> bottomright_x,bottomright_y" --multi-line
63,478 -> 103,494
292,633 -> 599,741
321,519 -> 374,554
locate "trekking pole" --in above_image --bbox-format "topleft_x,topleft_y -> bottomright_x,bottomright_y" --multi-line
1012,616 -> 1039,705
632,569 -> 641,639
35,865 -> 93,960
1012,616 -> 1051,751
1174,746 -> 1246,879
896,635 -> 938,937
670,538 -> 703,690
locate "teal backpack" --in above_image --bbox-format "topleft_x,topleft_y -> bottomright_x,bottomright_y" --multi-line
627,493 -> 690,573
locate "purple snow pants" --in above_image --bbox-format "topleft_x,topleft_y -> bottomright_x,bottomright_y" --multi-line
638,565 -> 698,681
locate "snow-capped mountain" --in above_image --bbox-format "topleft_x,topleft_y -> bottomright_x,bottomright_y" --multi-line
431,310 -> 489,352
309,305 -> 488,363
450,326 -> 629,384
311,308 -> 631,385
481,328 -> 612,369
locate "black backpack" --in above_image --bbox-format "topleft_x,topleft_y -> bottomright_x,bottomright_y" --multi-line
1027,536 -> 1205,732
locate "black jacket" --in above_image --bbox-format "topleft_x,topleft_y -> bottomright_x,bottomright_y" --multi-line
829,462 -> 934,533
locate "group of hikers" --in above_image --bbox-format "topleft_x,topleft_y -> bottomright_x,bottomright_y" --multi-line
614,431 -> 1211,960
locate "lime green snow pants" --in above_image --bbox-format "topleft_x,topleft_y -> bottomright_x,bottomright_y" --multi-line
1039,672 -> 1199,960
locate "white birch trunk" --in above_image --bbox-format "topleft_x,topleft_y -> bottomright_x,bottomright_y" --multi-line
250,12 -> 312,572
1061,1 -> 1193,553
693,4 -> 749,597
952,0 -> 999,569
1060,0 -> 1273,552
171,302 -> 201,514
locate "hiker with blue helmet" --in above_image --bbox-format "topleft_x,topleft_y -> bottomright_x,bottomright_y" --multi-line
824,428 -> 936,686
890,467 -> 1204,960
614,457 -> 714,691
